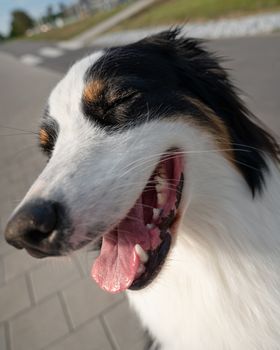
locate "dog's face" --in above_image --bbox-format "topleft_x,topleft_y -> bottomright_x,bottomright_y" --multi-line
5,30 -> 278,294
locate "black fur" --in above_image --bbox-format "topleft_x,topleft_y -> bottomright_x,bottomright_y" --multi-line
81,29 -> 278,195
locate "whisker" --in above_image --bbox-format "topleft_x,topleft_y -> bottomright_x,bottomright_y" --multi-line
0,124 -> 38,135
0,133 -> 37,137
119,148 -> 251,178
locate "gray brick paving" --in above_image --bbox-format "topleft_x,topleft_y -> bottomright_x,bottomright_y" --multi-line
0,324 -> 8,350
46,318 -> 113,350
0,235 -> 12,256
0,256 -> 5,286
62,277 -> 124,328
0,221 -> 13,256
73,249 -> 99,277
10,296 -> 69,350
29,257 -> 81,302
4,249 -> 45,282
0,276 -> 31,322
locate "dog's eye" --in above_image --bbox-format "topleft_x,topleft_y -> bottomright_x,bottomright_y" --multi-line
39,112 -> 59,158
82,87 -> 141,130
38,127 -> 56,158
108,90 -> 140,108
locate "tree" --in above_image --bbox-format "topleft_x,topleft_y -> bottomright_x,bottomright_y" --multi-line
0,32 -> 5,41
59,2 -> 67,15
46,5 -> 54,22
9,10 -> 34,38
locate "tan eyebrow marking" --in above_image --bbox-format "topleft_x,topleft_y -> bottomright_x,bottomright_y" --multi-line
39,128 -> 49,145
179,97 -> 242,172
187,97 -> 232,150
83,79 -> 104,103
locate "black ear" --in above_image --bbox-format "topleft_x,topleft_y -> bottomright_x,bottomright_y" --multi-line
148,29 -> 280,195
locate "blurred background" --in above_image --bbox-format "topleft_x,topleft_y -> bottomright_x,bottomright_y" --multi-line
0,1 -> 280,349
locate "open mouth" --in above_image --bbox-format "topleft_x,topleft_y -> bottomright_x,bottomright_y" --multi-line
92,149 -> 184,294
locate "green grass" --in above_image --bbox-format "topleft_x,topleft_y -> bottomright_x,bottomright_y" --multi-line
29,3 -> 130,41
114,0 -> 280,30
22,0 -> 280,40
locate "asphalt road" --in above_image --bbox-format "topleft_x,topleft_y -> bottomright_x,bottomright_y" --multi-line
0,40 -> 100,74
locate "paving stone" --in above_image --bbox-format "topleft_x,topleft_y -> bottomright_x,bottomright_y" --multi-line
30,257 -> 81,301
0,150 -> 44,230
73,249 -> 98,277
0,238 -> 12,256
0,276 -> 31,322
62,277 -> 124,328
47,318 -> 113,350
4,249 -> 45,281
0,324 -> 8,350
0,221 -> 12,256
10,296 -> 69,350
0,257 -> 5,286
104,300 -> 147,350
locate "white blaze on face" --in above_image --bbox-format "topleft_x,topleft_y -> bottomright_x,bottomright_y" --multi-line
9,48 -> 242,288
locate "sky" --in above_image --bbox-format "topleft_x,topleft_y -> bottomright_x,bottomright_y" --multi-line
0,0 -> 75,35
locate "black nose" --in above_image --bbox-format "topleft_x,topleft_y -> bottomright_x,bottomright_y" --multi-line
4,199 -> 58,254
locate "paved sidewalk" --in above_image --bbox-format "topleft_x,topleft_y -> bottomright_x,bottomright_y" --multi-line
0,53 -> 147,350
91,11 -> 280,47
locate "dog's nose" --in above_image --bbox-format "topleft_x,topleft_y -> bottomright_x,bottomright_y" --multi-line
4,200 -> 57,251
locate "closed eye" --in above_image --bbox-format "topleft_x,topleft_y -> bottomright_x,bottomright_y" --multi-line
39,116 -> 59,158
82,86 -> 142,130
108,90 -> 140,109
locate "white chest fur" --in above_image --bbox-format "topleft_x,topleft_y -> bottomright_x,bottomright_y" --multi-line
128,161 -> 280,350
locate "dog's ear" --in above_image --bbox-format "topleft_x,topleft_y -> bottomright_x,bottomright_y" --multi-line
145,29 -> 280,195
136,29 -> 280,195
141,27 -> 206,59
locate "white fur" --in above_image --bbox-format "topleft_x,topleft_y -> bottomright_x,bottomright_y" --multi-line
14,54 -> 280,349
128,144 -> 280,350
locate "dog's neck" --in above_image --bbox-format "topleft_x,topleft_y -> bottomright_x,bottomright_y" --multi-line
128,157 -> 280,350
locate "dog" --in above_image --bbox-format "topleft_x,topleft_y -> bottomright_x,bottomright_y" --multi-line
4,29 -> 280,349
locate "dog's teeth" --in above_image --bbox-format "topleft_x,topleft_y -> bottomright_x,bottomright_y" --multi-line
137,263 -> 145,275
155,176 -> 167,193
155,175 -> 166,185
158,166 -> 167,179
153,208 -> 161,220
157,192 -> 167,206
135,244 -> 149,263
48,231 -> 57,243
146,223 -> 155,230
155,183 -> 163,194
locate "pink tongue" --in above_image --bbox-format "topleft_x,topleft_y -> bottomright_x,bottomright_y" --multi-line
91,197 -> 151,293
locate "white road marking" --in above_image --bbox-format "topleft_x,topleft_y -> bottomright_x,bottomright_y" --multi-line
39,47 -> 64,58
20,54 -> 43,66
57,41 -> 84,50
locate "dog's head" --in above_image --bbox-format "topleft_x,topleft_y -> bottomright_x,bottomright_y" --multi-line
4,30 -> 279,293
